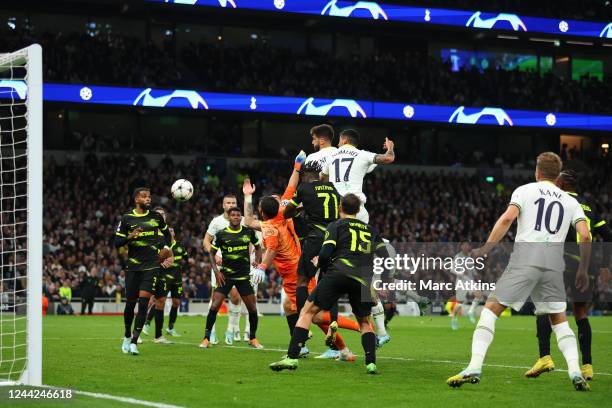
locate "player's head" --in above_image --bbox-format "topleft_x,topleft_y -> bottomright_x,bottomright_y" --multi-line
300,161 -> 322,183
557,169 -> 578,192
153,206 -> 166,222
258,196 -> 279,221
222,194 -> 238,215
133,187 -> 151,209
338,129 -> 359,147
227,207 -> 242,227
460,241 -> 472,253
310,124 -> 334,150
535,152 -> 562,182
339,194 -> 361,218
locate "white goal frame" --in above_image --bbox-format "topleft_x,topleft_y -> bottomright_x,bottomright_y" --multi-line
0,44 -> 43,386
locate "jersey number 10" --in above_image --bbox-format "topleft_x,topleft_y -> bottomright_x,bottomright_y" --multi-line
533,198 -> 564,234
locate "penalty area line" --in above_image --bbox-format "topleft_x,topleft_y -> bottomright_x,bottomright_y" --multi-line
37,385 -> 185,408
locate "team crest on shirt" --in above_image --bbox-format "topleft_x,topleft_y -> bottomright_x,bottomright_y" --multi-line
262,226 -> 278,237
144,219 -> 159,228
241,235 -> 251,243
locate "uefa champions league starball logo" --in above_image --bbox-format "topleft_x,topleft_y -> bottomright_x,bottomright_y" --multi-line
546,113 -> 557,126
274,0 -> 285,9
403,105 -> 415,118
559,21 -> 569,33
79,87 -> 93,101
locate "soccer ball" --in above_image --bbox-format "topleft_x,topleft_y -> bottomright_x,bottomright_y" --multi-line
171,179 -> 194,201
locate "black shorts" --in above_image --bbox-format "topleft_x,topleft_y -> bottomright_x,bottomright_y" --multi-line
309,273 -> 374,318
215,278 -> 254,297
298,231 -> 324,280
125,269 -> 165,299
162,271 -> 183,299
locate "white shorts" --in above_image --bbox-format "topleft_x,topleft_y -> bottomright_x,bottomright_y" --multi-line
491,262 -> 566,315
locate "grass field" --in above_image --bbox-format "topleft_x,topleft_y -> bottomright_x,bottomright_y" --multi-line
2,314 -> 612,407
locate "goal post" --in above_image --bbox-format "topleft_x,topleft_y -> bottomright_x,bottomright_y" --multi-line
0,44 -> 43,386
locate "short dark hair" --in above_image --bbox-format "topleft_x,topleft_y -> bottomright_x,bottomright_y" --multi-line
558,169 -> 578,190
227,206 -> 242,215
223,193 -> 237,201
310,124 -> 334,142
259,196 -> 279,219
133,187 -> 150,201
300,161 -> 322,181
339,129 -> 359,147
341,194 -> 361,216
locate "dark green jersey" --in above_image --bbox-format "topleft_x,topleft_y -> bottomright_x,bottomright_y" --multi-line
566,192 -> 607,243
115,209 -> 171,271
290,181 -> 340,234
164,240 -> 186,282
319,218 -> 386,285
212,226 -> 259,280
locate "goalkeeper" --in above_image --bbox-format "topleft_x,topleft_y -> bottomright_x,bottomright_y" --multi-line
199,207 -> 264,349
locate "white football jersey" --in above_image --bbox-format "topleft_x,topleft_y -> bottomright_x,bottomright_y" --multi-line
305,146 -> 337,169
206,214 -> 245,237
510,181 -> 586,243
321,144 -> 377,203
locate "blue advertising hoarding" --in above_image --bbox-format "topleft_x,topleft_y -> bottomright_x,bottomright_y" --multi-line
148,0 -> 612,41
1,81 -> 610,131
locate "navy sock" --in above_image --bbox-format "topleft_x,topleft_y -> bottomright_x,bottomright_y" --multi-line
248,311 -> 258,340
536,314 -> 552,357
361,332 -> 377,365
576,318 -> 592,365
205,308 -> 219,340
288,327 -> 309,359
123,300 -> 136,338
131,297 -> 150,344
168,306 -> 178,330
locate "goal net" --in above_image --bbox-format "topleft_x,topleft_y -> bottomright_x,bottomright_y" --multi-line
0,45 -> 42,386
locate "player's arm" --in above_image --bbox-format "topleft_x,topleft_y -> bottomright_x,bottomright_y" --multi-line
373,137 -> 395,165
249,229 -> 263,265
157,215 -> 174,268
280,150 -> 306,201
203,232 -> 214,253
317,222 -> 339,270
475,204 -> 519,256
575,219 -> 592,292
283,186 -> 303,219
242,178 -> 262,231
593,218 -> 611,270
114,216 -> 141,247
208,241 -> 225,286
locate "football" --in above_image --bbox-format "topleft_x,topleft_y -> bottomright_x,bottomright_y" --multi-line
171,179 -> 193,201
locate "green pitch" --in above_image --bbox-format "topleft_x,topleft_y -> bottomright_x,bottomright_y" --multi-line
10,315 -> 612,407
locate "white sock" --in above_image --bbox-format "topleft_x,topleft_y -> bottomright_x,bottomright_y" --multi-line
371,301 -> 387,337
468,300 -> 478,315
552,321 -> 581,378
228,302 -> 241,333
241,302 -> 250,334
466,308 -> 497,373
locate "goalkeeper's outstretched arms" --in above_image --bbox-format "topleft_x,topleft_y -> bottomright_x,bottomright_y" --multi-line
243,178 -> 262,231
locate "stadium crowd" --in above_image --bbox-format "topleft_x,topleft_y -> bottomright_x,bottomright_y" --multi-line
37,153 -> 611,309
1,27 -> 610,114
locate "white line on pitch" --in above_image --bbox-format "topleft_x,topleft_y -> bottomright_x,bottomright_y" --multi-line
36,384 -> 185,408
45,337 -> 612,377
